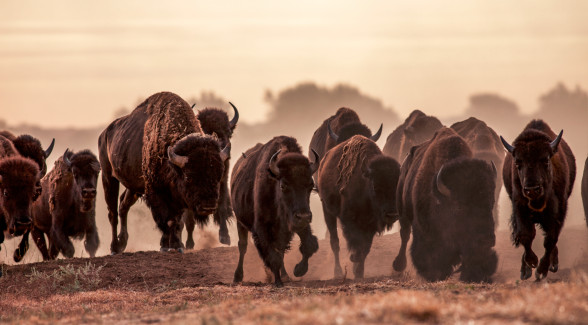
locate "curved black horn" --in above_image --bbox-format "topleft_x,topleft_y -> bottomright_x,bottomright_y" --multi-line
268,150 -> 281,176
309,149 -> 320,174
191,103 -> 196,109
63,149 -> 72,167
229,102 -> 239,128
435,166 -> 451,197
370,123 -> 383,142
550,130 -> 563,152
220,143 -> 231,162
327,122 -> 339,142
167,145 -> 188,168
44,138 -> 55,158
500,136 -> 514,154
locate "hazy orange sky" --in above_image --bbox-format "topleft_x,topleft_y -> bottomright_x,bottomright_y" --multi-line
1,1 -> 587,128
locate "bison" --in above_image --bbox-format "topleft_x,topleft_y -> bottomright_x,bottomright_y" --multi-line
382,110 -> 442,162
231,136 -> 319,287
451,117 -> 505,226
14,149 -> 101,261
317,135 -> 400,278
184,103 -> 239,248
309,107 -> 382,181
500,120 -> 576,280
393,127 -> 498,282
99,91 -> 229,253
583,157 -> 588,226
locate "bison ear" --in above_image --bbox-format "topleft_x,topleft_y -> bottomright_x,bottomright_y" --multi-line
500,136 -> 514,154
550,130 -> 563,153
268,150 -> 281,179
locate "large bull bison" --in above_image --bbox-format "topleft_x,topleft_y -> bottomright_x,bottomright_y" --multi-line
451,117 -> 505,226
317,135 -> 400,278
309,107 -> 382,181
14,149 -> 101,261
582,157 -> 588,226
500,120 -> 576,280
231,136 -> 319,287
99,92 -> 229,253
184,103 -> 238,248
393,127 -> 498,282
382,110 -> 442,161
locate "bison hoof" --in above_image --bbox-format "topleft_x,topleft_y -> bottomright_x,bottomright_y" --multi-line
185,238 -> 195,250
177,248 -> 184,254
13,251 -> 24,263
160,247 -> 170,252
219,230 -> 231,246
393,256 -> 407,272
294,261 -> 308,277
274,280 -> 284,288
334,265 -> 344,279
521,266 -> 533,280
535,269 -> 547,281
550,263 -> 559,273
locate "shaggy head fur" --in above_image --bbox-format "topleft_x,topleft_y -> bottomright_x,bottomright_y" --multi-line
197,107 -> 236,149
0,156 -> 39,235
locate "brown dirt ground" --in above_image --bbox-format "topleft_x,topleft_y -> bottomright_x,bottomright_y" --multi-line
1,227 -> 588,324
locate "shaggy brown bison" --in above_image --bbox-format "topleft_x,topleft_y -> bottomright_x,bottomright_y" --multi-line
99,92 -> 229,253
231,136 -> 319,287
583,157 -> 588,226
393,127 -> 498,282
317,135 -> 400,279
308,107 -> 382,181
14,149 -> 101,261
451,117 -> 505,226
501,120 -> 576,280
184,103 -> 239,248
382,110 -> 442,162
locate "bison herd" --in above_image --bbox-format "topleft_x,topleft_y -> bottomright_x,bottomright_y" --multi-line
1,91 -> 586,286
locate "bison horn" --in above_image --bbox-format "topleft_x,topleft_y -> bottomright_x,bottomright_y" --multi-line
242,152 -> 248,159
229,102 -> 239,129
63,149 -> 72,167
550,130 -> 563,152
327,122 -> 339,142
44,138 -> 55,158
167,146 -> 188,169
220,144 -> 231,162
191,103 -> 196,109
370,123 -> 383,142
435,166 -> 451,197
268,150 -> 281,177
309,149 -> 320,174
500,136 -> 514,154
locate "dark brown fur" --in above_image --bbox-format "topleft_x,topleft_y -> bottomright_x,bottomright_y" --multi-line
582,157 -> 588,227
501,120 -> 576,281
15,150 -> 101,262
393,127 -> 497,282
318,135 -> 400,279
231,136 -> 319,287
99,92 -> 226,253
382,110 -> 443,161
451,117 -> 505,227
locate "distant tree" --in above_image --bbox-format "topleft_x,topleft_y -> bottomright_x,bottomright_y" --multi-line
186,91 -> 229,111
463,93 -> 525,139
536,83 -> 588,123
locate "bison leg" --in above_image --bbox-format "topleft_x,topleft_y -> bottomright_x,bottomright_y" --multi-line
214,170 -> 232,246
324,209 -> 343,278
536,231 -> 560,280
513,217 -> 537,280
184,210 -> 196,250
294,225 -> 319,277
393,215 -> 412,272
116,189 -> 139,253
103,172 -> 121,254
252,232 -> 285,287
233,222 -> 249,283
460,246 -> 498,283
32,228 -> 51,260
350,234 -> 374,279
411,234 -> 453,282
50,227 -> 75,258
13,230 -> 30,263
84,222 -> 100,258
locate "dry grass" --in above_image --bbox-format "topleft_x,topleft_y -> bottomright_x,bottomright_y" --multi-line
3,273 -> 588,324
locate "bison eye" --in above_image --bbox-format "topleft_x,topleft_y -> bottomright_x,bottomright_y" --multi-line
3,189 -> 8,198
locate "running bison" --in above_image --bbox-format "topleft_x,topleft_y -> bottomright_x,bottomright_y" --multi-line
451,117 -> 505,226
232,136 -> 319,287
393,127 -> 498,282
0,135 -> 42,262
14,149 -> 101,261
582,157 -> 588,227
99,92 -> 229,253
318,135 -> 400,278
382,110 -> 442,162
184,103 -> 239,248
501,120 -> 576,280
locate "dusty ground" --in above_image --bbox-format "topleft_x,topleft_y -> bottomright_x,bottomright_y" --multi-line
2,227 -> 588,324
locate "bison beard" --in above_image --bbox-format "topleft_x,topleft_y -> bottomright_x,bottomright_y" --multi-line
501,120 -> 576,281
231,136 -> 319,287
393,128 -> 498,283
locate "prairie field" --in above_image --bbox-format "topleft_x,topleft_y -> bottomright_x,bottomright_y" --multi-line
2,228 -> 588,324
